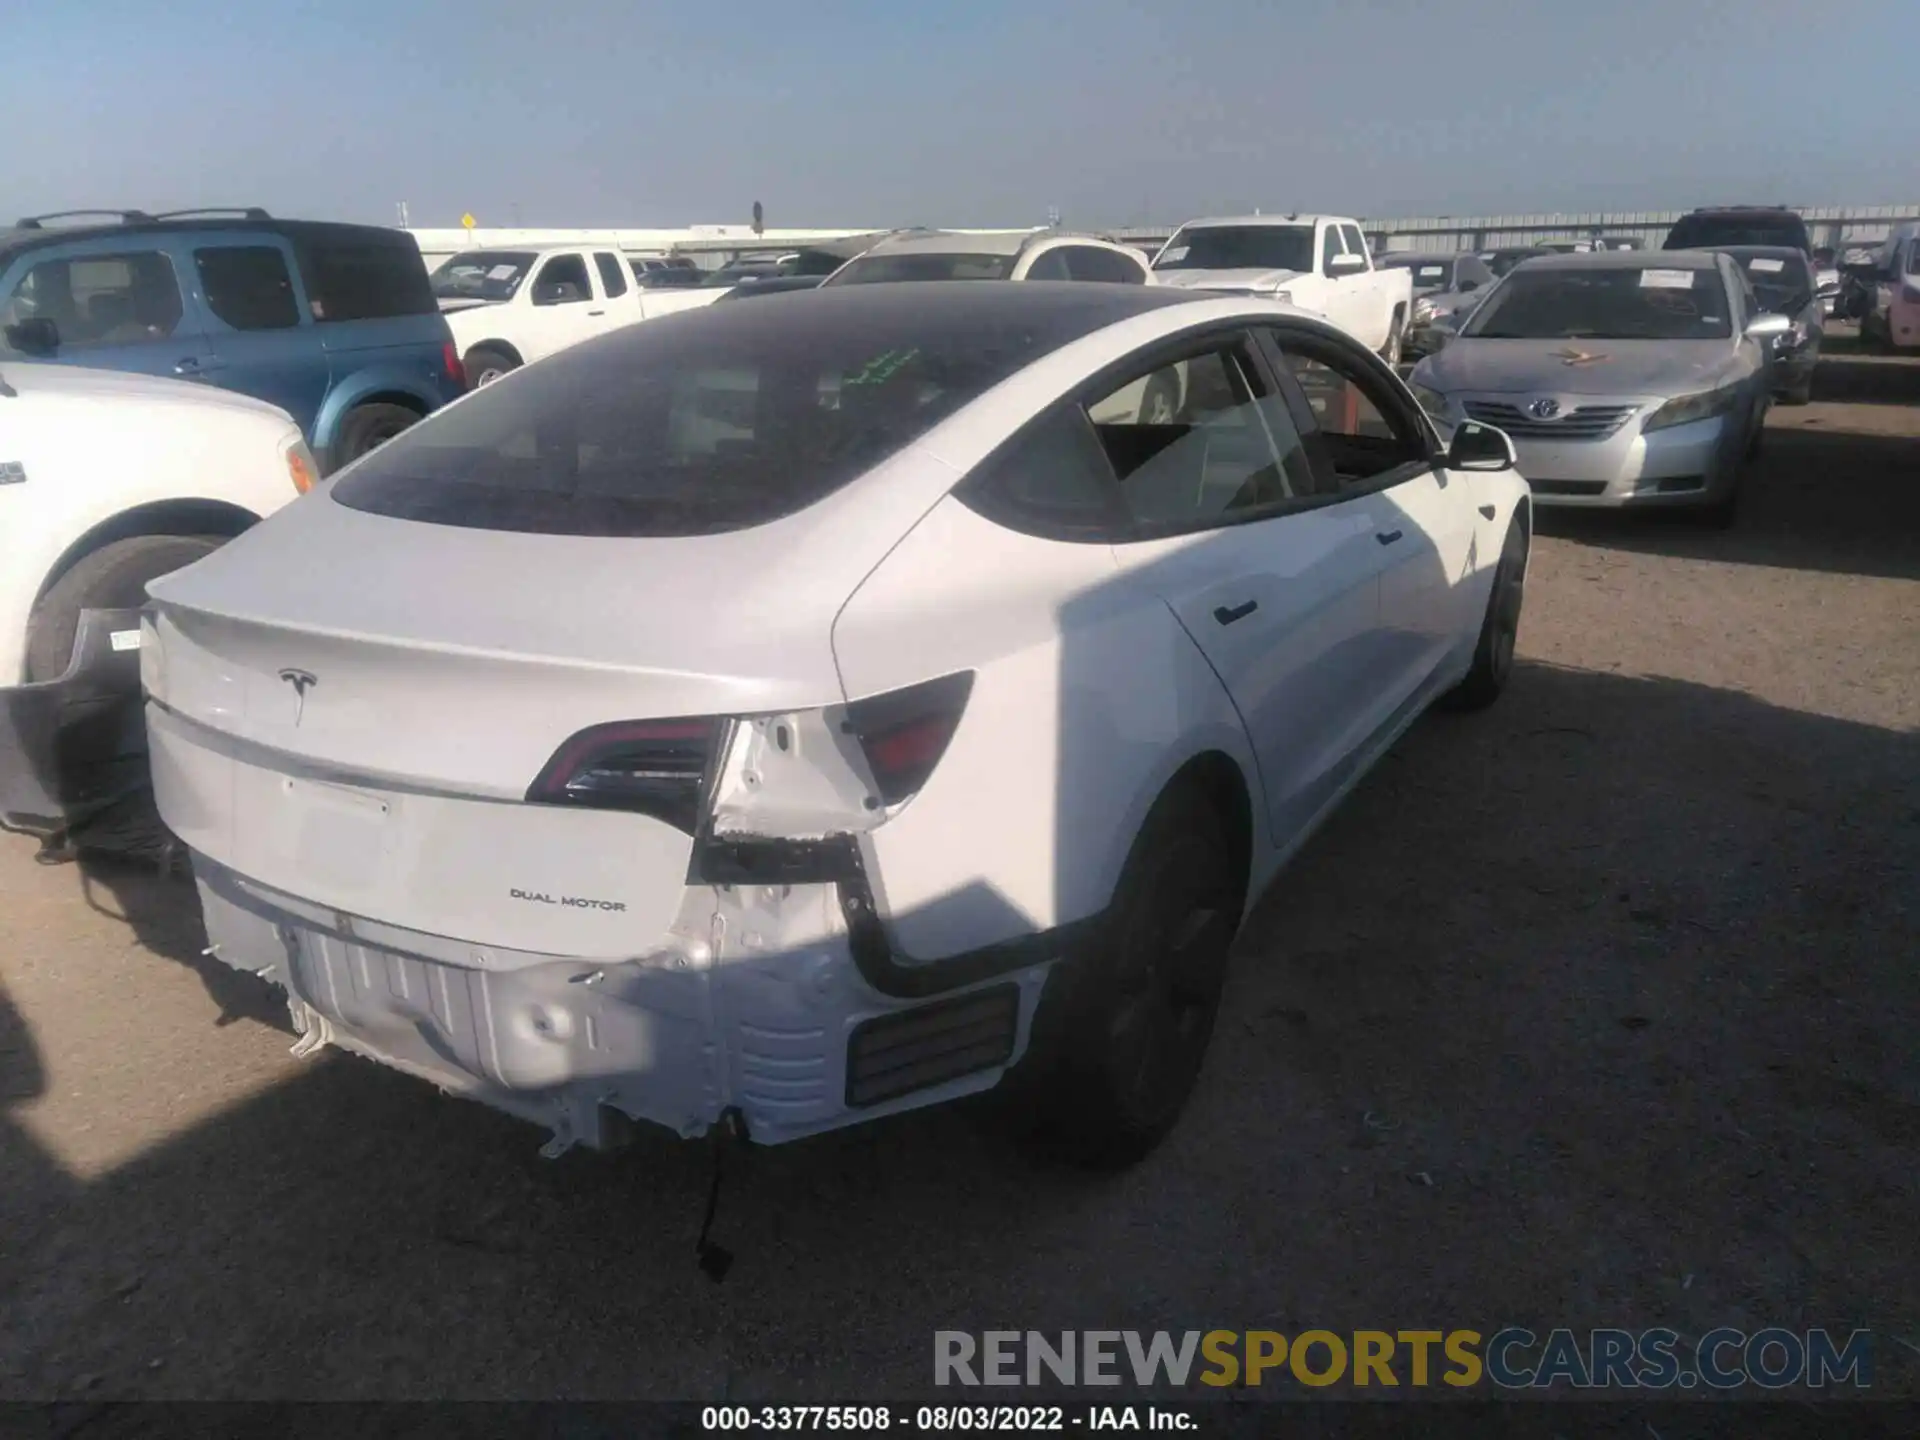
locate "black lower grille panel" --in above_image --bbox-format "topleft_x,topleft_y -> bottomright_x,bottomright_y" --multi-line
846,984 -> 1021,1108
1530,479 -> 1609,496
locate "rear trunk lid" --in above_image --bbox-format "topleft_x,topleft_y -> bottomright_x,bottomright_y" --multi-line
142,478 -> 932,953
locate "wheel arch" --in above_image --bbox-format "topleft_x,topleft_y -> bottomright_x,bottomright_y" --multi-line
464,338 -> 524,368
34,499 -> 260,604
1161,748 -> 1256,916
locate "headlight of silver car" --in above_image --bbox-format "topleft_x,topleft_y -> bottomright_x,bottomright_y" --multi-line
1409,383 -> 1449,419
1641,384 -> 1742,433
1412,297 -> 1437,323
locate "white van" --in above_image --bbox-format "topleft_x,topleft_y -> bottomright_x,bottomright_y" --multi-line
1862,222 -> 1920,351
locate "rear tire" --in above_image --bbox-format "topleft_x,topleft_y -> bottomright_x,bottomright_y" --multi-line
1019,786 -> 1241,1170
1380,309 -> 1406,367
1440,516 -> 1526,712
334,402 -> 421,468
463,345 -> 518,388
26,534 -> 224,682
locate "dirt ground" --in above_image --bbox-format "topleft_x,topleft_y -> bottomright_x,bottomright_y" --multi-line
1,336 -> 1916,1407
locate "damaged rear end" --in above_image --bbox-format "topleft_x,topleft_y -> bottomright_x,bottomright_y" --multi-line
143,290 -> 1099,1152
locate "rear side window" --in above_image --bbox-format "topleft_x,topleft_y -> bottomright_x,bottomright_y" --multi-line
957,405 -> 1121,541
195,246 -> 301,330
329,296 -> 1107,536
1062,247 -> 1146,283
301,237 -> 437,321
533,254 -> 592,305
595,252 -> 630,298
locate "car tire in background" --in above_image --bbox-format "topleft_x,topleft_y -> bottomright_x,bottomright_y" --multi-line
463,346 -> 519,388
25,535 -> 224,682
1018,783 -> 1242,1170
1380,309 -> 1406,367
334,403 -> 422,469
1440,517 -> 1527,712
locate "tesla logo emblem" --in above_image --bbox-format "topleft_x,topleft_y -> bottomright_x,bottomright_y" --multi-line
1526,398 -> 1562,419
278,668 -> 317,725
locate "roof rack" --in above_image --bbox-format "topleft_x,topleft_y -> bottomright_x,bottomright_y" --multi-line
149,207 -> 272,222
14,209 -> 154,230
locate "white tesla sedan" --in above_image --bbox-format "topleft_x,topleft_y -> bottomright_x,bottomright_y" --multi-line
142,283 -> 1530,1168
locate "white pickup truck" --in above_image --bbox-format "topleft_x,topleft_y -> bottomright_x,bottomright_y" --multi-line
430,246 -> 728,386
1150,215 -> 1415,363
0,361 -> 310,840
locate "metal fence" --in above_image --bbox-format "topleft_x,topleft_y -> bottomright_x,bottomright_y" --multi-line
1110,205 -> 1920,257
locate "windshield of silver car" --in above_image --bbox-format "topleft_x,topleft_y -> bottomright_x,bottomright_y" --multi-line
1154,226 -> 1316,273
430,251 -> 537,302
1461,268 -> 1732,341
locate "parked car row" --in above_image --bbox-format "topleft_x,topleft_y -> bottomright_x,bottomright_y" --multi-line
0,195 -> 1906,1174
1,267 -> 1533,1170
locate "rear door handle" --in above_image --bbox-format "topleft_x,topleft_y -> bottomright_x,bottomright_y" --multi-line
1376,529 -> 1404,546
1213,600 -> 1258,625
588,309 -> 606,316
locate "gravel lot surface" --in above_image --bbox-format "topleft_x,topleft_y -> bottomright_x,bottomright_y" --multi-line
2,336 -> 1915,1408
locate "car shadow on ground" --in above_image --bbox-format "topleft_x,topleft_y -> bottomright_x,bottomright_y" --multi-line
1533,383 -> 1920,583
5,657 -> 1917,1404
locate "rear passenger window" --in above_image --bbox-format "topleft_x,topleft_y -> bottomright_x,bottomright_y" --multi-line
1083,342 -> 1316,531
196,247 -> 301,330
1062,247 -> 1145,284
595,252 -> 630,298
1,250 -> 185,349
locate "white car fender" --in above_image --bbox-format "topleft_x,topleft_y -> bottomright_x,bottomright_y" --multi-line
832,491 -> 1265,959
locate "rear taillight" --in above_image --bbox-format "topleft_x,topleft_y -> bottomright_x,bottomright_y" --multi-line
845,672 -> 974,807
443,341 -> 466,389
525,672 -> 974,837
526,717 -> 721,832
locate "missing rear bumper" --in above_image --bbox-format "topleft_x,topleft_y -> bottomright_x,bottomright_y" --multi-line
0,608 -> 149,837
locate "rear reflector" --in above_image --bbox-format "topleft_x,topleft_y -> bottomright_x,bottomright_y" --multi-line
845,984 -> 1020,1107
443,341 -> 466,389
845,671 -> 973,807
526,717 -> 721,832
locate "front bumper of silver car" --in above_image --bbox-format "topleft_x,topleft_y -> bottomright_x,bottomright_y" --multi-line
1433,397 -> 1742,508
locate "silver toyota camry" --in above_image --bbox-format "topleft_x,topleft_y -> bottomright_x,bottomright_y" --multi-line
1407,251 -> 1790,523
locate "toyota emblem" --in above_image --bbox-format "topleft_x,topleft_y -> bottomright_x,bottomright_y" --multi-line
1526,398 -> 1561,420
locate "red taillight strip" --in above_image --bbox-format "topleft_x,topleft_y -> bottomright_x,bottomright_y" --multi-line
527,718 -> 717,803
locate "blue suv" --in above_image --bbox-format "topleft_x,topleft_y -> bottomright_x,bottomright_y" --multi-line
0,208 -> 465,470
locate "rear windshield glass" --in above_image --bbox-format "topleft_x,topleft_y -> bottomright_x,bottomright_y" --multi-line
826,253 -> 1016,284
1382,257 -> 1453,291
1725,251 -> 1812,312
1461,267 -> 1731,341
430,251 -> 537,302
300,237 -> 438,321
1666,216 -> 1807,252
329,290 -> 1127,536
1154,226 -> 1315,273
1484,250 -> 1547,277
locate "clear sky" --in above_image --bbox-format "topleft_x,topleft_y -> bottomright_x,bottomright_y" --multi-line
5,0 -> 1913,231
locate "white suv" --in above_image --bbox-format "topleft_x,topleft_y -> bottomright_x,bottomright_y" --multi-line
0,361 -> 310,838
819,229 -> 1154,286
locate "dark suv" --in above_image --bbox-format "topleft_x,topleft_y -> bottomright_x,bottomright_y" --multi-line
1663,206 -> 1812,257
0,209 -> 465,470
